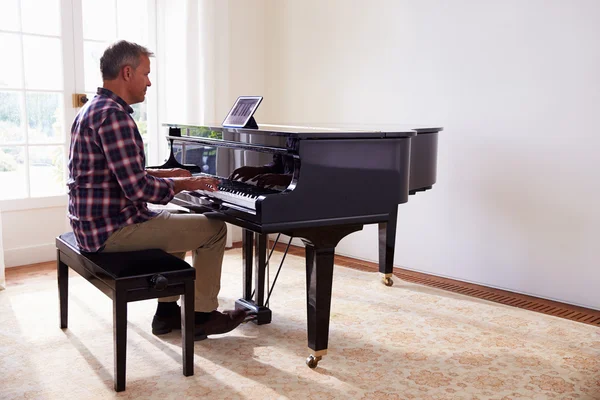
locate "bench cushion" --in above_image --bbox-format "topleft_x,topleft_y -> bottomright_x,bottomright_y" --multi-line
56,232 -> 193,279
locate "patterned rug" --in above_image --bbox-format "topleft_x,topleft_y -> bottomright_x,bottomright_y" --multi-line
1,248 -> 598,399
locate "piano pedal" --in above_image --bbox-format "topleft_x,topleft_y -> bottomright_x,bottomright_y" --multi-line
242,313 -> 257,323
235,298 -> 272,325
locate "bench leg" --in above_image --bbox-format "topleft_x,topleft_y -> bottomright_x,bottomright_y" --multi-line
181,281 -> 195,376
113,291 -> 127,392
57,250 -> 68,329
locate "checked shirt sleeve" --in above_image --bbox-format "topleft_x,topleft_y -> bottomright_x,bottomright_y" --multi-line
97,111 -> 175,205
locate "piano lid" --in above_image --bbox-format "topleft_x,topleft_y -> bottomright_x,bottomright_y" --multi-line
163,123 -> 418,140
288,122 -> 444,135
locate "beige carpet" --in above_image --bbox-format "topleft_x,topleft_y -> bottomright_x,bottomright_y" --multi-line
1,248 -> 599,400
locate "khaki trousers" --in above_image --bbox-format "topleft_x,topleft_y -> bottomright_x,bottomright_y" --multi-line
102,210 -> 227,312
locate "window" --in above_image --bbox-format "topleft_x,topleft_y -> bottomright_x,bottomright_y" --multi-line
0,0 -> 70,201
0,0 -> 157,204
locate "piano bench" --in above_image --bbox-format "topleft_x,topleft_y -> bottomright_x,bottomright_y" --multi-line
55,232 -> 196,392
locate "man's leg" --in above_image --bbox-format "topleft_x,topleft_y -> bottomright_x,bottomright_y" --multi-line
152,250 -> 186,335
102,211 -> 225,311
99,211 -> 244,336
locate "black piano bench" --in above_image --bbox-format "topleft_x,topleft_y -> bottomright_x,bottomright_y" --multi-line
55,232 -> 196,392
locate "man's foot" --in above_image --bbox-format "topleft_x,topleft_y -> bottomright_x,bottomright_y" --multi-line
152,305 -> 181,335
194,309 -> 250,341
152,305 -> 251,341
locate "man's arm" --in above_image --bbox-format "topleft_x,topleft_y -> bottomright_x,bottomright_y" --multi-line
97,112 -> 175,205
146,168 -> 192,178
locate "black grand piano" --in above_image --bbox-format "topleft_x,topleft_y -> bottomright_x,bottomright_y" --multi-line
154,122 -> 442,368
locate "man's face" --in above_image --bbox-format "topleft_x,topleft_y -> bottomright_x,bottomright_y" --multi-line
128,55 -> 151,105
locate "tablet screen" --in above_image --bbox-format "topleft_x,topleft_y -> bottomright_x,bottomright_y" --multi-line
222,96 -> 263,128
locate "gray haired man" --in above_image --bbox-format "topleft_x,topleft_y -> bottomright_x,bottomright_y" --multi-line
68,40 -> 248,340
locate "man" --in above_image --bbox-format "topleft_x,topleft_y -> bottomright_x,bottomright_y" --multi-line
67,40 -> 247,340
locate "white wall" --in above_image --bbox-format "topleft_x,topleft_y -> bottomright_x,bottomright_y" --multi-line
1,200 -> 69,267
250,0 -> 600,309
222,1 -> 267,118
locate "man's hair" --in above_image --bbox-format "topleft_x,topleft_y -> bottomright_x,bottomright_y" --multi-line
100,40 -> 154,80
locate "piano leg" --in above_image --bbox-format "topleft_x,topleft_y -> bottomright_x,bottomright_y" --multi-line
235,229 -> 272,325
303,242 -> 333,368
292,224 -> 363,368
378,207 -> 398,286
254,232 -> 267,307
242,229 -> 253,301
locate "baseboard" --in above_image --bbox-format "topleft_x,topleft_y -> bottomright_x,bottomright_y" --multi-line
238,240 -> 600,328
4,243 -> 55,268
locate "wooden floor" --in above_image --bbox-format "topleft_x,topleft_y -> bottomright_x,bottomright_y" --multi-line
6,243 -> 600,327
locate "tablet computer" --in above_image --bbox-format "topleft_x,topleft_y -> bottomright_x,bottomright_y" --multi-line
222,96 -> 263,128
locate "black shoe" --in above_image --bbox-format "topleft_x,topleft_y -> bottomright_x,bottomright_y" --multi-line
152,303 -> 181,335
151,307 -> 181,335
151,306 -> 214,341
152,306 -> 251,341
194,309 -> 251,339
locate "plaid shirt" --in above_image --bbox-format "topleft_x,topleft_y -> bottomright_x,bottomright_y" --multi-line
67,88 -> 174,252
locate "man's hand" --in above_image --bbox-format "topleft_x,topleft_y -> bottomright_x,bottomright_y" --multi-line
229,166 -> 268,182
147,168 -> 192,178
172,176 -> 220,194
253,173 -> 292,189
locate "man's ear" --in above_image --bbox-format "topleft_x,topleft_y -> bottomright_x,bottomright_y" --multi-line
122,65 -> 132,81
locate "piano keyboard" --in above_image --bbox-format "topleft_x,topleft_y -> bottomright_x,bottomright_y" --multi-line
183,177 -> 281,213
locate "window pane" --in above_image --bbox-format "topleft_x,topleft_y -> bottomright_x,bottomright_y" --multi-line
29,145 -> 65,197
0,146 -> 26,200
21,0 -> 61,36
131,101 -> 148,137
0,91 -> 24,144
144,142 -> 149,166
0,33 -> 23,89
84,41 -> 108,92
26,92 -> 64,144
0,0 -> 20,32
23,36 -> 63,90
117,0 -> 148,44
82,0 -> 116,41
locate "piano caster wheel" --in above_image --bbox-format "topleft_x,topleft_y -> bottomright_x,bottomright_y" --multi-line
306,355 -> 322,369
383,277 -> 394,286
